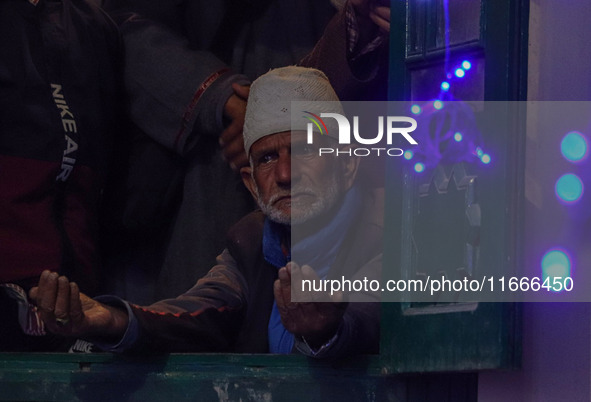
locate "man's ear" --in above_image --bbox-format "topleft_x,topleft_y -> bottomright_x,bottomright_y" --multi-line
240,165 -> 258,200
338,146 -> 361,191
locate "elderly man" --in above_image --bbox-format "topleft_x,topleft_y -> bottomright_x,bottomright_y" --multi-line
30,66 -> 382,357
100,0 -> 390,306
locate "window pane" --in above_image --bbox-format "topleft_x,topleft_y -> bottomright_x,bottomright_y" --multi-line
407,0 -> 427,55
432,0 -> 482,49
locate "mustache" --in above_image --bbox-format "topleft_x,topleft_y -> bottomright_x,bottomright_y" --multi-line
266,191 -> 290,205
266,186 -> 318,205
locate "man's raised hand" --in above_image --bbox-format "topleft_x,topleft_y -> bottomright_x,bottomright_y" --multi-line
273,262 -> 347,348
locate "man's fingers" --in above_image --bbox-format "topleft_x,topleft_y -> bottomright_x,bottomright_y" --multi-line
372,6 -> 390,21
331,290 -> 345,304
275,265 -> 294,308
299,264 -> 333,303
370,7 -> 390,32
291,263 -> 310,303
37,270 -> 58,315
232,83 -> 250,100
69,282 -> 84,325
273,277 -> 294,317
278,266 -> 291,295
285,261 -> 297,279
222,146 -> 247,171
221,130 -> 248,170
273,279 -> 284,308
223,94 -> 247,120
299,264 -> 319,281
53,276 -> 71,321
285,263 -> 302,303
29,286 -> 39,302
33,271 -> 73,333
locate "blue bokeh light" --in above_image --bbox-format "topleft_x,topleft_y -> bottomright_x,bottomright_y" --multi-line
404,150 -> 414,160
411,105 -> 422,115
555,173 -> 584,204
541,248 -> 571,282
455,68 -> 465,78
462,60 -> 472,70
414,162 -> 425,173
481,154 -> 491,164
433,100 -> 444,110
441,81 -> 450,91
561,131 -> 588,163
454,132 -> 463,142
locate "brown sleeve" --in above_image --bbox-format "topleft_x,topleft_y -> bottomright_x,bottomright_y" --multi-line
127,249 -> 248,353
299,7 -> 386,101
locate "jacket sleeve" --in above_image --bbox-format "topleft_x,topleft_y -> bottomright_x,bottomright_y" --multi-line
123,249 -> 249,353
299,2 -> 388,101
102,0 -> 250,156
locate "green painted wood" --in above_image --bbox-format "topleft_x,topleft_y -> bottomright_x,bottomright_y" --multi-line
0,354 -> 374,401
0,353 -> 478,401
381,0 -> 527,373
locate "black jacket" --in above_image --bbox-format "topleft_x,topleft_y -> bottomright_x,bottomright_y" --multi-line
0,0 -> 124,292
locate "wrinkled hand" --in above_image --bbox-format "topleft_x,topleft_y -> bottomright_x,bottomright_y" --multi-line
273,262 -> 347,347
220,83 -> 250,170
29,270 -> 127,340
350,0 -> 390,33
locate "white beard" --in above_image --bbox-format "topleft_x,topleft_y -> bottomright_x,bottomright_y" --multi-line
253,178 -> 341,226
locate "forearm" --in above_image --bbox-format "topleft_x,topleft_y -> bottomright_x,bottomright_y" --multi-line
129,299 -> 243,353
107,251 -> 248,353
90,296 -> 139,351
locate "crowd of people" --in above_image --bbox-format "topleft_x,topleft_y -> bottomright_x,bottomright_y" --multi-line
1,0 -> 390,357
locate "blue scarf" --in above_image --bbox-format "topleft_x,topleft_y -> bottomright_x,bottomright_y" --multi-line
265,187 -> 362,353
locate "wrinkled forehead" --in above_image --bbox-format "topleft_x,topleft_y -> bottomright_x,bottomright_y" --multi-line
249,131 -> 338,157
248,131 -> 303,154
249,131 -> 293,156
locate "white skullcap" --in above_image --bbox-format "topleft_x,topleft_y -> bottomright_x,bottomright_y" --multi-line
243,66 -> 343,156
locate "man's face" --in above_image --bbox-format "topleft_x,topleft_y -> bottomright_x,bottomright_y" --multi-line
241,131 -> 353,225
